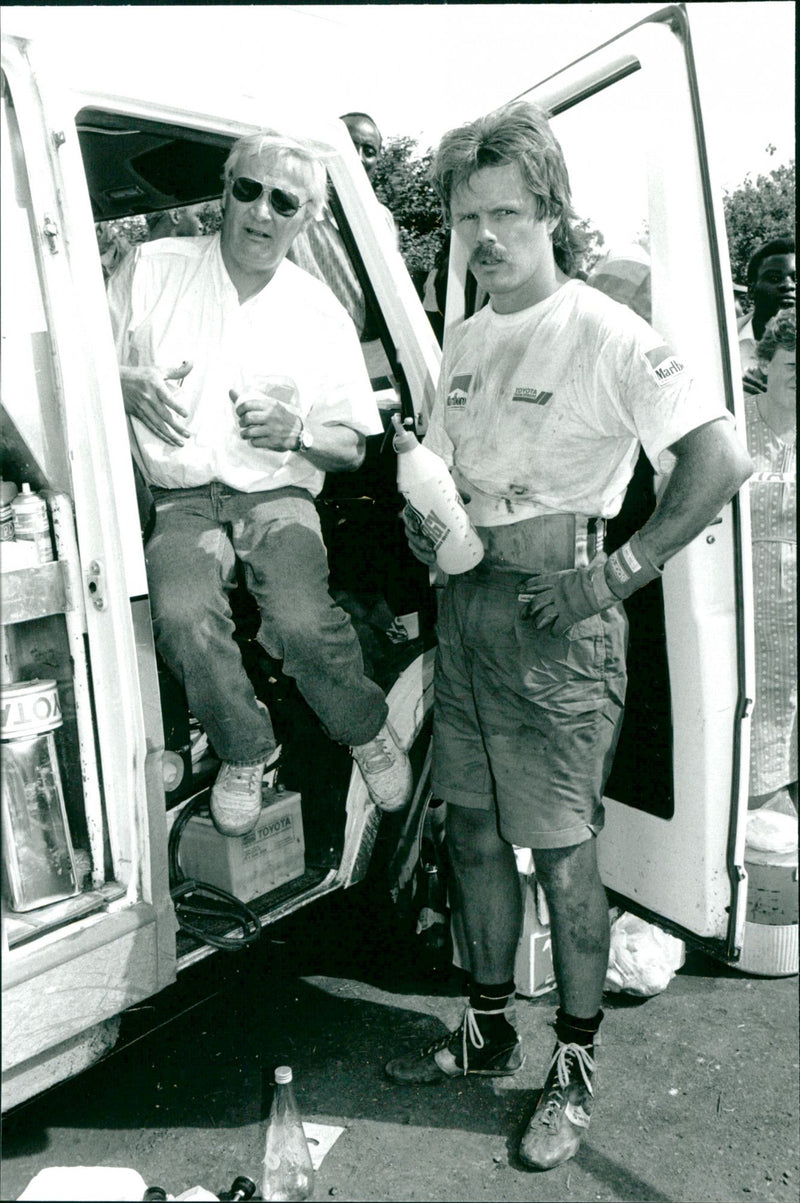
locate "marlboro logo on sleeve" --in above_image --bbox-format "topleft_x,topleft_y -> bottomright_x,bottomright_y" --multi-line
644,344 -> 685,388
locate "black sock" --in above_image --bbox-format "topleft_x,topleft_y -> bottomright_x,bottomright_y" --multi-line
554,1007 -> 603,1049
468,979 -> 517,1040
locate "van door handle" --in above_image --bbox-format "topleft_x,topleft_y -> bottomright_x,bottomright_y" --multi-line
86,560 -> 107,610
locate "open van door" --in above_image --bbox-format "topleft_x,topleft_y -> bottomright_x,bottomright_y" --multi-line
2,22 -> 441,1109
2,35 -> 178,1107
445,4 -> 754,962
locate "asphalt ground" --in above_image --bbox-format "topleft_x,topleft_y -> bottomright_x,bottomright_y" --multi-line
2,880 -> 798,1202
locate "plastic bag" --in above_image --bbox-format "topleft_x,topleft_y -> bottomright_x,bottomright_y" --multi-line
18,1166 -> 149,1201
604,912 -> 685,997
745,809 -> 797,856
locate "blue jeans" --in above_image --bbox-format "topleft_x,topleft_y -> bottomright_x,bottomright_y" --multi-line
145,483 -> 387,763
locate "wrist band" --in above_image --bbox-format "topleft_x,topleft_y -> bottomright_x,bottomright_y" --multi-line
604,532 -> 663,600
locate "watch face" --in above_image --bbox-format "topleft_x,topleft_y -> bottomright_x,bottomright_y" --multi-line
299,426 -> 314,451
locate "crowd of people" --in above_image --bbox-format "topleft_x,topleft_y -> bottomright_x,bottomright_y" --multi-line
98,99 -> 794,1174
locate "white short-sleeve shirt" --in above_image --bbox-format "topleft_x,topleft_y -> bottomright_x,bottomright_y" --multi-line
424,279 -> 730,525
107,233 -> 382,494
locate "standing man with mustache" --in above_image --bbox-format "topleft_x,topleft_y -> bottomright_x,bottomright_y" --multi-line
385,101 -> 752,1170
107,131 -> 412,837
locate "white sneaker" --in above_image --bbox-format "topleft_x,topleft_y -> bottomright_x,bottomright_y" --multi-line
352,723 -> 412,813
210,746 -> 281,837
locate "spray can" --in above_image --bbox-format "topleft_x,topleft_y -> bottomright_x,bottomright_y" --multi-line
0,502 -> 14,542
0,480 -> 17,542
391,414 -> 484,575
10,484 -> 54,563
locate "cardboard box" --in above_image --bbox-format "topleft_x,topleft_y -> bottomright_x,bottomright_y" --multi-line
745,856 -> 798,926
177,787 -> 304,903
513,848 -> 557,998
451,847 -> 557,998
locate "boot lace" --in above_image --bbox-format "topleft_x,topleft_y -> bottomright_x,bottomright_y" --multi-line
539,1041 -> 596,1126
422,1004 -> 510,1075
355,733 -> 395,774
221,762 -> 263,797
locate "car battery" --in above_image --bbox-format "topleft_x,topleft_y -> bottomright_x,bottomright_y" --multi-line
177,786 -> 305,903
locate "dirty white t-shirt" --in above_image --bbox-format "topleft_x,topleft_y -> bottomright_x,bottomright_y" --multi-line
424,279 -> 729,526
107,233 -> 381,494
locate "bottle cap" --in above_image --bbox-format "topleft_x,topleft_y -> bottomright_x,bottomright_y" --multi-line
274,1065 -> 293,1083
391,413 -> 417,452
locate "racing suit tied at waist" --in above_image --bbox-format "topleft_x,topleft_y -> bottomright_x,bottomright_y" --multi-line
474,514 -> 605,575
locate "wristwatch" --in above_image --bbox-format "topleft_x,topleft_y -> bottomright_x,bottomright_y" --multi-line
293,420 -> 314,453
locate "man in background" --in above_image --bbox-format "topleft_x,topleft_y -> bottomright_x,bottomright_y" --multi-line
145,204 -> 206,241
738,235 -> 795,385
340,112 -> 383,182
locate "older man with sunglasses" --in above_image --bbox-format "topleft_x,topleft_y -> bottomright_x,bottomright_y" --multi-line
107,131 -> 412,835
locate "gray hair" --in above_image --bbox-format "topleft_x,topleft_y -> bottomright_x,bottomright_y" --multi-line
756,307 -> 796,364
431,101 -> 585,274
223,131 -> 328,220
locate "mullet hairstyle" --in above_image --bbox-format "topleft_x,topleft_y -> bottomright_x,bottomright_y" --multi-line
223,131 -> 328,221
431,100 -> 586,275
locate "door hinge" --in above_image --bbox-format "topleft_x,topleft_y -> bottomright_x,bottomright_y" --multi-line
43,214 -> 60,254
51,129 -> 66,148
86,560 -> 108,611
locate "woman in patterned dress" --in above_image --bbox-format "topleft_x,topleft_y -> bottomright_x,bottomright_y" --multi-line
746,308 -> 796,811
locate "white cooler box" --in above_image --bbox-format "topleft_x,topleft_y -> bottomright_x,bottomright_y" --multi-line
452,847 -> 557,998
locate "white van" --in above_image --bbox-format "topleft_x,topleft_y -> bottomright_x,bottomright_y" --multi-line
0,5 -> 763,1111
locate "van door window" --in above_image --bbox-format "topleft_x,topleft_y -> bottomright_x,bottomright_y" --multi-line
546,70 -> 674,820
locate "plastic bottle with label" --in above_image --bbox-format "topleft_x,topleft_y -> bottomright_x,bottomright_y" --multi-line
391,414 -> 483,575
261,1066 -> 315,1202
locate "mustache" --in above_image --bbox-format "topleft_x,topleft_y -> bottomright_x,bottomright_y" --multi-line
470,248 -> 507,267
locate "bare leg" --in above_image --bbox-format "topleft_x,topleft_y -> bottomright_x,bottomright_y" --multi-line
533,839 -> 609,1017
447,804 -> 522,983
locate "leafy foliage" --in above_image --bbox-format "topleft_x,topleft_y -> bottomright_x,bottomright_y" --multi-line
372,136 -> 445,276
574,216 -> 606,275
723,157 -> 795,286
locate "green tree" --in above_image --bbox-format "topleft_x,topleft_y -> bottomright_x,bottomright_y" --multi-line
573,216 -> 606,275
371,136 -> 445,277
723,156 -> 795,287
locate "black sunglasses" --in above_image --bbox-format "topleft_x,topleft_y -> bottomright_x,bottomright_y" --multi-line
230,176 -> 307,217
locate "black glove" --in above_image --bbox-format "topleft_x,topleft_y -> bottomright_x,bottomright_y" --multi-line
521,534 -> 663,636
519,563 -> 617,637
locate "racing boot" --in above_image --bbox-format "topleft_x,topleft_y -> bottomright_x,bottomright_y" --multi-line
518,1037 -> 598,1170
385,1002 -> 524,1084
